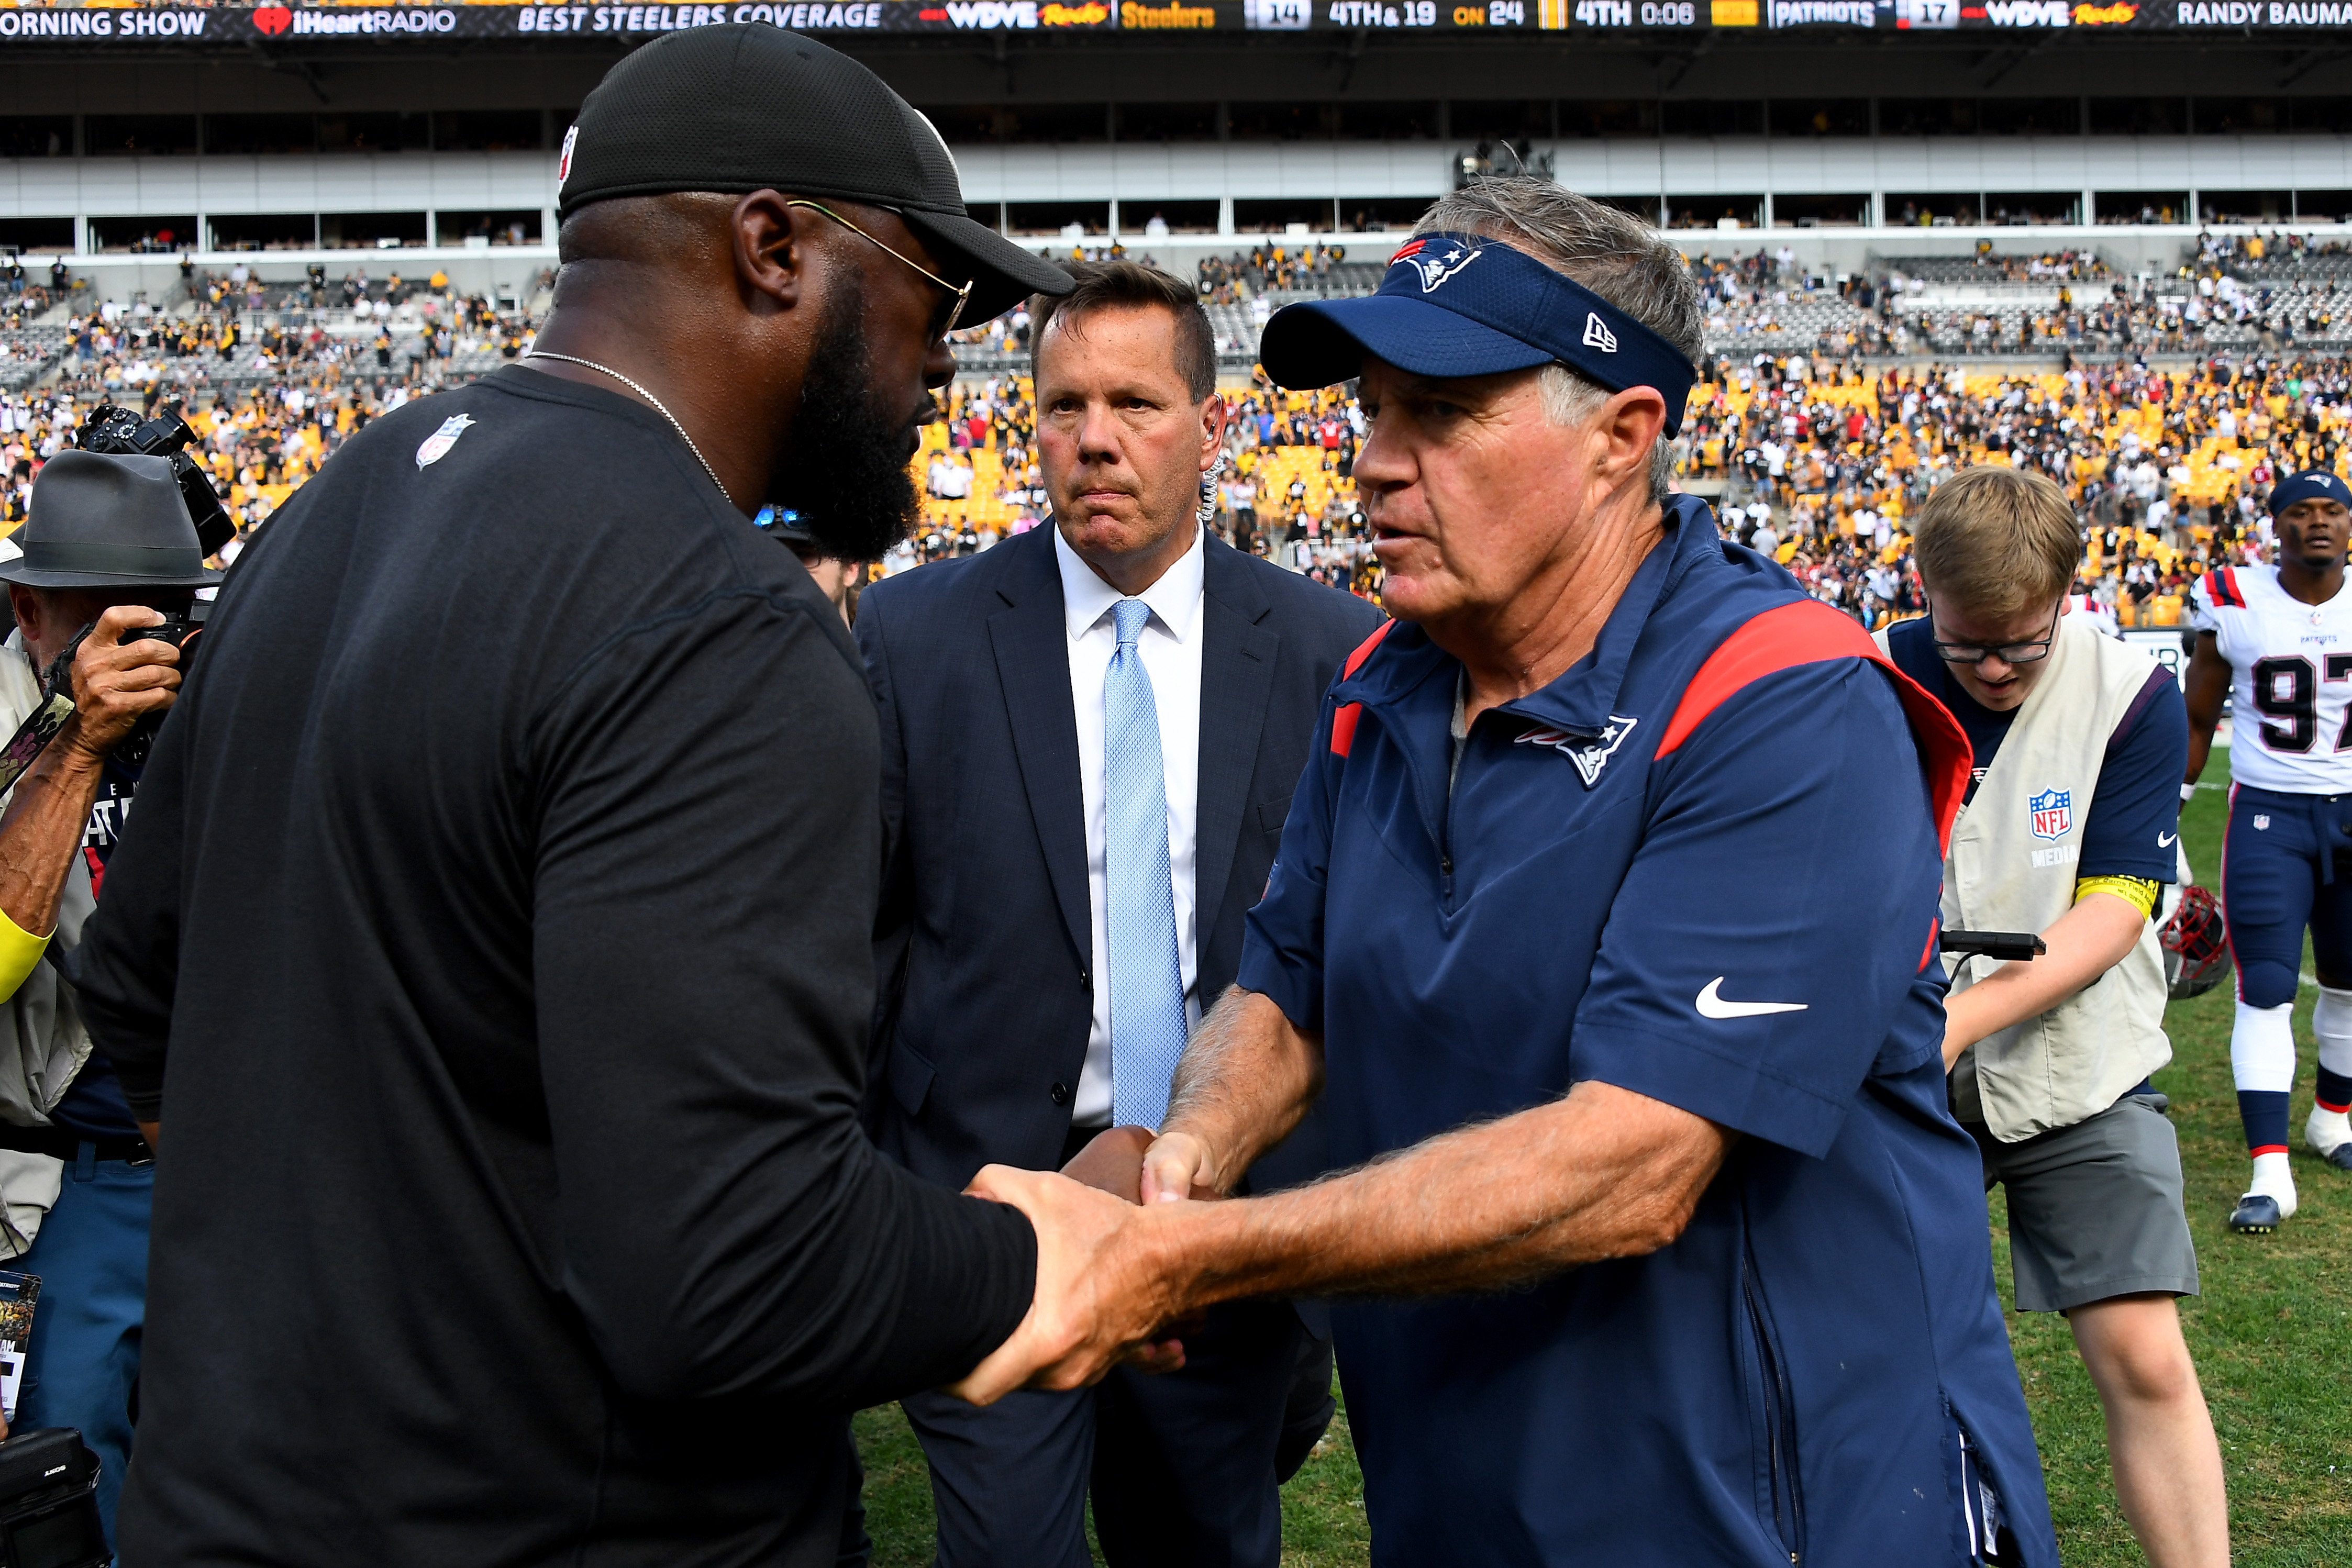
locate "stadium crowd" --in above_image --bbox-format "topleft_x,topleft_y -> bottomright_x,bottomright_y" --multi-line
7,243 -> 2348,648
899,344 -> 2346,643
1682,351 -> 2348,628
2,261 -> 545,401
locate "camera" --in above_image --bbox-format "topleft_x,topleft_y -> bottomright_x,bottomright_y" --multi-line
117,612 -> 199,654
34,610 -> 205,774
72,404 -> 235,558
0,1429 -> 107,1568
1940,930 -> 2047,963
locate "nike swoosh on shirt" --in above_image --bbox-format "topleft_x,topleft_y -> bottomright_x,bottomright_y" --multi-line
1694,978 -> 1810,1020
2159,832 -> 2178,848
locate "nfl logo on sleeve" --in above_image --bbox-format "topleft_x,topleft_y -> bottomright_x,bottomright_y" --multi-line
2028,788 -> 2073,841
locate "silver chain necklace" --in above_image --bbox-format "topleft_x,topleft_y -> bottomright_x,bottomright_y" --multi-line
525,350 -> 731,504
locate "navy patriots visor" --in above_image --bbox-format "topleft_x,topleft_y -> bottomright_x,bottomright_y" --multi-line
1258,232 -> 1699,437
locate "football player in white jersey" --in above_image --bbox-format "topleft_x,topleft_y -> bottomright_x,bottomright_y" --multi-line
2066,578 -> 2122,638
2183,469 -> 2352,1232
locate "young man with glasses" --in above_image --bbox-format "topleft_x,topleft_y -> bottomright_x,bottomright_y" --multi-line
1880,465 -> 2227,1568
2182,469 -> 2352,1233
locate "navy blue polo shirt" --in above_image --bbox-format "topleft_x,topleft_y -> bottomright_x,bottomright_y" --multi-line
1238,496 -> 2054,1567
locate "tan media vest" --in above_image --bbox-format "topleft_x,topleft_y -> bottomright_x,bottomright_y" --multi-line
1874,616 -> 2171,1142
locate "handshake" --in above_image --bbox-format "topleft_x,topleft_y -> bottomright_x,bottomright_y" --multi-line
948,1125 -> 1227,1406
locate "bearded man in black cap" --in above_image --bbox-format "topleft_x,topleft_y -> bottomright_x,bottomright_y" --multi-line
64,27 -> 1107,1568
0,449 -> 213,1549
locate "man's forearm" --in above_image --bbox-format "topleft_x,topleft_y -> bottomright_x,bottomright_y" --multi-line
1941,891 -> 2148,1069
2184,728 -> 2212,785
1150,1080 -> 1731,1308
0,722 -> 106,938
1158,986 -> 1325,1192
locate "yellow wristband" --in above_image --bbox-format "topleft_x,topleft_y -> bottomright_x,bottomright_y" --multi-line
0,907 -> 50,1003
2073,875 -> 2160,920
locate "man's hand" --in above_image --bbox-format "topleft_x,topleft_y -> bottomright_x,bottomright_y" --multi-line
1060,1126 -> 1153,1205
62,605 -> 181,761
1139,1130 -> 1224,1205
949,1165 -> 1184,1406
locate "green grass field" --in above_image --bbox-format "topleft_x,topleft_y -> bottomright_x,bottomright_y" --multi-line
856,744 -> 2351,1566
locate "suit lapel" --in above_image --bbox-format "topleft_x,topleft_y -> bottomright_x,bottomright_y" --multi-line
1195,538 -> 1279,931
988,529 -> 1092,968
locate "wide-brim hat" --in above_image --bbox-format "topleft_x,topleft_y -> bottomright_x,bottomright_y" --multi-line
1,450 -> 221,590
555,24 -> 1070,325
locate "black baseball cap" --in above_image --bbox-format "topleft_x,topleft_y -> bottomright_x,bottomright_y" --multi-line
557,24 -> 1069,324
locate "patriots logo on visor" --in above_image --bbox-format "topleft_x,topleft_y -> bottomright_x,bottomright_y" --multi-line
1390,238 -> 1483,294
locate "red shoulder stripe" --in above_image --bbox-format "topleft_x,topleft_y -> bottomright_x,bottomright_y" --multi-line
2215,565 -> 2245,609
1329,619 -> 1397,759
1655,599 -> 1971,855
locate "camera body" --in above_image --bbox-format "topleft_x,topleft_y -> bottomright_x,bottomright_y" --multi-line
72,405 -> 235,558
117,613 -> 198,654
31,610 -> 205,775
0,1429 -> 107,1568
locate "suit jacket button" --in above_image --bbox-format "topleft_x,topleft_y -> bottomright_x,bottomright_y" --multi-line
1049,1082 -> 1073,1106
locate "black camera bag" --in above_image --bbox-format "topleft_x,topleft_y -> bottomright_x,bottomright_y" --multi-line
0,1429 -> 106,1567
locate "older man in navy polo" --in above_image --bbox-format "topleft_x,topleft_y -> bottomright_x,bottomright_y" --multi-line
952,179 -> 2056,1568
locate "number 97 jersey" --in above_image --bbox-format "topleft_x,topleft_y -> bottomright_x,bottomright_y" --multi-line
2191,563 -> 2352,793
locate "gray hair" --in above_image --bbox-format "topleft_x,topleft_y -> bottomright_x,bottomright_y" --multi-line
1413,179 -> 1702,506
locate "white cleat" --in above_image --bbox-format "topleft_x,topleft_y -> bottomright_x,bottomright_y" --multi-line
2309,1106 -> 2352,1172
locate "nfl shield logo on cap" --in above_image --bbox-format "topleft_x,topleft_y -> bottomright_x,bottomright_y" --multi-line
2029,788 -> 2073,841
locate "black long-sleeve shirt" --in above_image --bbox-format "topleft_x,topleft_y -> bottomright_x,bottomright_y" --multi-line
69,367 -> 1036,1567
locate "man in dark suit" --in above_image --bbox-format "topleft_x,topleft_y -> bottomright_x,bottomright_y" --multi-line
857,260 -> 1384,1568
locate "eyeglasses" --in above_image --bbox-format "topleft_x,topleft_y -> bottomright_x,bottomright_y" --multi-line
786,199 -> 973,342
1929,607 -> 2062,668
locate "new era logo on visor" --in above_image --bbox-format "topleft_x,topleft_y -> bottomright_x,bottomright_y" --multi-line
557,126 -> 579,193
1582,313 -> 1618,353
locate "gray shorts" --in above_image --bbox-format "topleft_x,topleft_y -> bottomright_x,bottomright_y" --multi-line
1966,1092 -> 2201,1314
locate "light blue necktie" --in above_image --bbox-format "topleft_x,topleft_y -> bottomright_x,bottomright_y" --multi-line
1105,598 -> 1188,1130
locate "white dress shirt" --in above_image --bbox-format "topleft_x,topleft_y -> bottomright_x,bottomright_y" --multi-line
1053,522 -> 1205,1128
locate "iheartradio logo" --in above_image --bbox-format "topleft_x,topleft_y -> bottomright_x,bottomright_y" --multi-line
252,6 -> 294,35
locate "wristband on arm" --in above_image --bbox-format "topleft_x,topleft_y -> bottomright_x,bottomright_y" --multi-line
0,908 -> 51,1003
2073,875 -> 2161,920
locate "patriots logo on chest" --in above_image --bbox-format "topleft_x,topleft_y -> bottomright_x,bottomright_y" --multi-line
1517,714 -> 1640,788
2028,787 -> 2073,841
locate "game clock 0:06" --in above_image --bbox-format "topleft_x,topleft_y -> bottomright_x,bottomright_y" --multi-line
1640,0 -> 1697,19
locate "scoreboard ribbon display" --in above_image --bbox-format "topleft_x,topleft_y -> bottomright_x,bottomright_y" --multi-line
0,0 -> 2348,40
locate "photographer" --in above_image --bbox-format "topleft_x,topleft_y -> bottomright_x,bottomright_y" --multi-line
0,450 -> 212,1547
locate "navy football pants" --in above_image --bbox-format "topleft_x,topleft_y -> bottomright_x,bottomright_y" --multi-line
2222,785 -> 2352,1005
